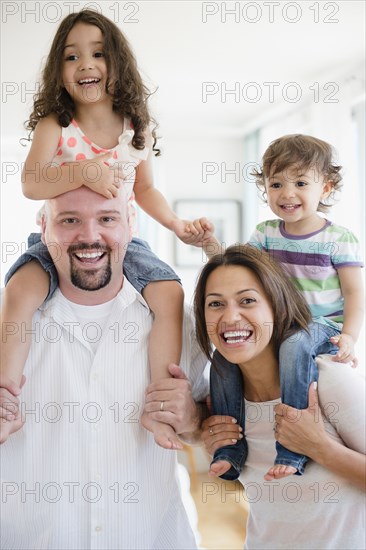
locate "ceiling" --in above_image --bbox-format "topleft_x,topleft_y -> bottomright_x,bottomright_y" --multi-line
1,1 -> 365,140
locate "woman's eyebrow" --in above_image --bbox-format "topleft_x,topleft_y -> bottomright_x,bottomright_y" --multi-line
205,289 -> 259,298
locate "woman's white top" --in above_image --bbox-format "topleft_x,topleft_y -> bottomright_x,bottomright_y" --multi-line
240,356 -> 366,550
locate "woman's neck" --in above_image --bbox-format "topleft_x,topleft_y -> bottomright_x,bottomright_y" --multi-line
238,349 -> 280,402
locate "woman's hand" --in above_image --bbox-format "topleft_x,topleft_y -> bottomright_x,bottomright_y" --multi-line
274,382 -> 327,458
201,415 -> 242,456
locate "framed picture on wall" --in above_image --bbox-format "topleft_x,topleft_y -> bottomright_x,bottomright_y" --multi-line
173,199 -> 242,267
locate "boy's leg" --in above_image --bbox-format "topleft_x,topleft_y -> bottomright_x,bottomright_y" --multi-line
209,351 -> 247,480
266,322 -> 340,479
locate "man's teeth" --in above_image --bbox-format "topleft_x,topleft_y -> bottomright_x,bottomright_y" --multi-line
75,251 -> 103,259
223,330 -> 250,343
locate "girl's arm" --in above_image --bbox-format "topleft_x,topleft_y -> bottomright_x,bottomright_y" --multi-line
22,115 -> 120,200
134,132 -> 221,253
330,266 -> 365,364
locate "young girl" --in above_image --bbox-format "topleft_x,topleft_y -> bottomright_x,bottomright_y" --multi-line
191,134 -> 364,480
0,10 -> 203,447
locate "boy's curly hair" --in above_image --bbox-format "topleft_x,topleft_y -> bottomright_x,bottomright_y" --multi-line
25,10 -> 160,155
252,134 -> 342,213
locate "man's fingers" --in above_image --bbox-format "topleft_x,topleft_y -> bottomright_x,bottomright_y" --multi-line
168,363 -> 188,380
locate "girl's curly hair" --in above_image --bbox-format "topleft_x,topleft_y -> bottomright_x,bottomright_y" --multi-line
252,134 -> 342,213
26,9 -> 160,154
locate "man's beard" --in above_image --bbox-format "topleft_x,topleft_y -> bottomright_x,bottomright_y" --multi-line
67,243 -> 112,291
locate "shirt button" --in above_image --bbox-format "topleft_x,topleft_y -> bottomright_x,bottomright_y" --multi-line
91,373 -> 98,381
95,525 -> 102,532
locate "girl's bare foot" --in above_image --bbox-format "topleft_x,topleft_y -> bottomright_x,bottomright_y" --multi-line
264,464 -> 297,481
208,459 -> 232,477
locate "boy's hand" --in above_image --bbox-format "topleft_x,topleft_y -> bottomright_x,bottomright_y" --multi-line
82,152 -> 123,199
329,333 -> 357,367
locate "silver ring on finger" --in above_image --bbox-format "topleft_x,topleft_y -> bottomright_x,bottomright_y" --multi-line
160,401 -> 164,411
209,428 -> 214,435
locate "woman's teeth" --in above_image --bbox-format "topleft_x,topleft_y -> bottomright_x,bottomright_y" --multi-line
223,330 -> 251,343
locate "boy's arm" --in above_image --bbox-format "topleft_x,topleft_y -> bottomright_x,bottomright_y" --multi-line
331,266 -> 365,364
22,116 -> 120,200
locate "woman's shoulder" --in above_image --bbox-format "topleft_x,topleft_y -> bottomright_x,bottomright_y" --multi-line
317,355 -> 366,446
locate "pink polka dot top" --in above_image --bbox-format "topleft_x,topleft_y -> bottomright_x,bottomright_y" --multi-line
53,118 -> 149,236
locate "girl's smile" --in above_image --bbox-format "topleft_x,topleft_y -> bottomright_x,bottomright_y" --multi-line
62,23 -> 109,104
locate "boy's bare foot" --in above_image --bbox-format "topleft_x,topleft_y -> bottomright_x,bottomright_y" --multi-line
264,464 -> 297,481
141,412 -> 182,450
208,459 -> 232,477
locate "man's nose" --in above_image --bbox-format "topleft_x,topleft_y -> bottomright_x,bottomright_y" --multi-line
76,220 -> 100,242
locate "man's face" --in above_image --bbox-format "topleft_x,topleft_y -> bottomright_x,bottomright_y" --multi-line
41,187 -> 130,303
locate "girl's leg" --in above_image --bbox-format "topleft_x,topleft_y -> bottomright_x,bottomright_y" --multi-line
265,323 -> 340,480
140,280 -> 184,450
1,261 -> 49,443
209,351 -> 247,480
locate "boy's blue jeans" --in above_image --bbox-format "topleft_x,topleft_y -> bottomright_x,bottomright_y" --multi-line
210,322 -> 340,480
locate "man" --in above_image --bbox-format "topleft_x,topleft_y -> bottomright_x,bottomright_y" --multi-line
0,187 -> 208,549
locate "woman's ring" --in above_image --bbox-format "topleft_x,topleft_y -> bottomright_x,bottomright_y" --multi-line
209,428 -> 214,435
160,401 -> 164,411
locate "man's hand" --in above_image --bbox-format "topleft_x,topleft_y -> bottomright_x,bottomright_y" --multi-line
144,363 -> 201,437
0,375 -> 26,444
274,382 -> 327,458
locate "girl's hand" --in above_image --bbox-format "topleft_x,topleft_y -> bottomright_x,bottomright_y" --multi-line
201,415 -> 242,456
274,382 -> 327,458
81,152 -> 123,199
329,333 -> 357,367
171,217 -> 221,254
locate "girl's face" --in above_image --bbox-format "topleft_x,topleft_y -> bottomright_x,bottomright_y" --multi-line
62,23 -> 109,105
204,265 -> 275,367
264,166 -> 333,233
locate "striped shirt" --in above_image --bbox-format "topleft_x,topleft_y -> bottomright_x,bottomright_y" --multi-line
249,219 -> 363,326
0,280 -> 208,550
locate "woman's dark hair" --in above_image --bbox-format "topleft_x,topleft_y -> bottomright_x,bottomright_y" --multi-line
252,134 -> 342,213
25,9 -> 160,154
194,244 -> 312,360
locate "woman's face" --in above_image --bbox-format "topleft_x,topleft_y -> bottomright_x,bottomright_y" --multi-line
204,265 -> 275,367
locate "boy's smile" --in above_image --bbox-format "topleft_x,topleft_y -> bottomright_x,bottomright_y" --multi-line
265,166 -> 333,234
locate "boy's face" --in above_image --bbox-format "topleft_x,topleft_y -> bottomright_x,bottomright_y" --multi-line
264,165 -> 333,231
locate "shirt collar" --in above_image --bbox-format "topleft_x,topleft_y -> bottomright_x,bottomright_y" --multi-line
39,277 -> 150,320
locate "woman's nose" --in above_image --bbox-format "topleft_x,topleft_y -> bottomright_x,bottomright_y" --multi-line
221,304 -> 242,325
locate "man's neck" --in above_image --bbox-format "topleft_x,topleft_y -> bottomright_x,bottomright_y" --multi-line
58,277 -> 124,306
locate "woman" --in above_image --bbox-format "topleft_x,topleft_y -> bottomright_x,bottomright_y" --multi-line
194,244 -> 365,550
